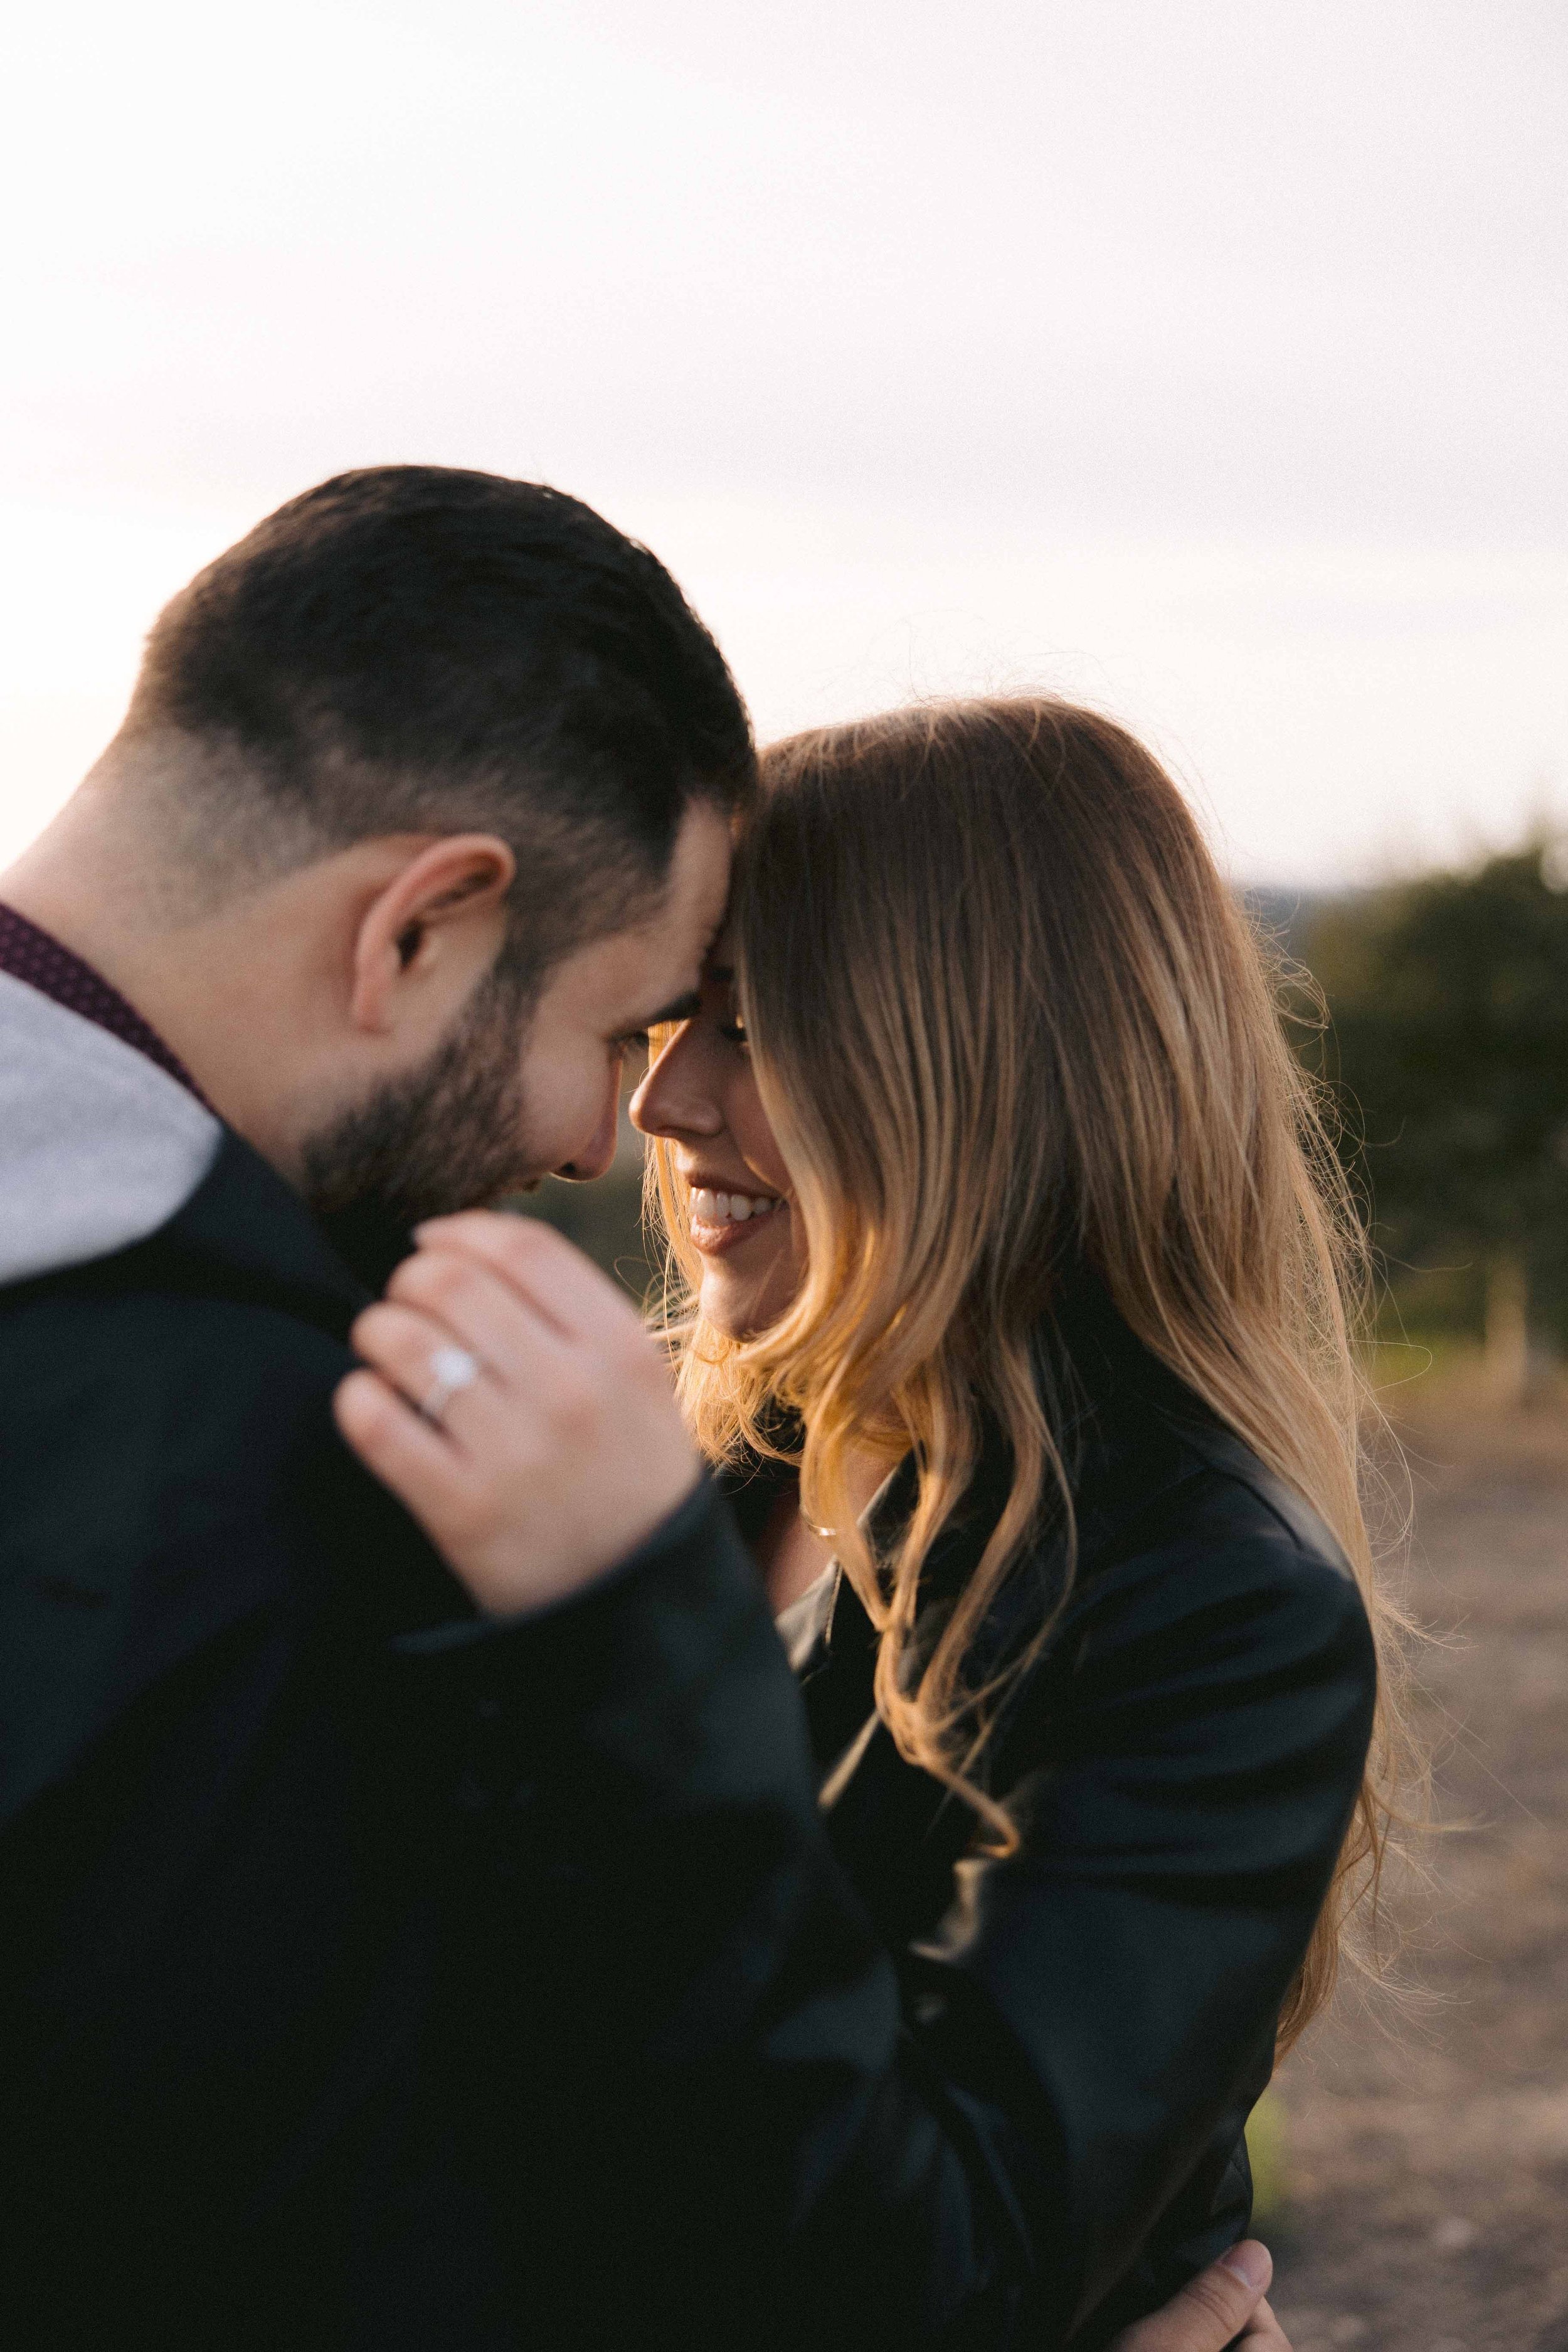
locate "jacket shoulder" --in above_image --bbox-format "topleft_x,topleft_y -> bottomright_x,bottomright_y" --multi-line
0,1268 -> 356,1546
1162,1412 -> 1357,1581
982,1402 -> 1379,1838
0,1265 -> 450,1824
1071,1398 -> 1365,1637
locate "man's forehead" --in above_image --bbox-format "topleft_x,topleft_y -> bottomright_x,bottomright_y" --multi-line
620,901 -> 725,1026
549,809 -> 731,1024
631,802 -> 733,993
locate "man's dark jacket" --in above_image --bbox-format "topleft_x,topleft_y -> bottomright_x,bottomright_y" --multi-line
0,975 -> 1376,2349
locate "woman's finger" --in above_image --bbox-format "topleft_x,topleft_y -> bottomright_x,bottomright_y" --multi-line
347,1299 -> 571,1461
349,1300 -> 499,1425
384,1245 -> 578,1392
333,1367 -> 484,1546
413,1210 -> 649,1351
343,1216 -> 699,1619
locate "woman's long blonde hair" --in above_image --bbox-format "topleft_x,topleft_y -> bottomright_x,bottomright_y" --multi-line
649,696 -> 1414,2050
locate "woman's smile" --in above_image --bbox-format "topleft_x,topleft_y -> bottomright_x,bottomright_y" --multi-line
684,1175 -> 787,1255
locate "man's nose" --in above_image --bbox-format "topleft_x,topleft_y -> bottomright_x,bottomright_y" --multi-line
554,1080 -> 621,1184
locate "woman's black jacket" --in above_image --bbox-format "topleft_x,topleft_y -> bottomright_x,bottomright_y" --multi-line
473,1274 -> 1378,2347
1,1134 -> 1376,2349
721,1278 -> 1377,2344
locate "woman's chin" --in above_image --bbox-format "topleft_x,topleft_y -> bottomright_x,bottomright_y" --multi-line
692,1210 -> 798,1342
697,1253 -> 792,1343
699,1269 -> 766,1342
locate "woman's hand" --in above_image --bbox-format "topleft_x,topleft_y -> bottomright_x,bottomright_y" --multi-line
334,1210 -> 701,1616
1109,2243 -> 1291,2352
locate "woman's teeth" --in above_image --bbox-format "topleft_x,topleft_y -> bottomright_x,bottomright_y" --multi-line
690,1187 -> 779,1226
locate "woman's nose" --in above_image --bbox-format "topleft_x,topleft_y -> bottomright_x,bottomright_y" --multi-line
630,1025 -> 724,1141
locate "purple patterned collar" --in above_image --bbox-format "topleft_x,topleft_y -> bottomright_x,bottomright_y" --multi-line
0,901 -> 212,1110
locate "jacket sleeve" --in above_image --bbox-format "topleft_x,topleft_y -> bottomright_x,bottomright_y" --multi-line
0,1288 -> 484,2344
398,1474 -> 1377,2350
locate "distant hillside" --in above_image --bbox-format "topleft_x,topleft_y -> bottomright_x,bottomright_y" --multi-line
1240,886 -> 1360,967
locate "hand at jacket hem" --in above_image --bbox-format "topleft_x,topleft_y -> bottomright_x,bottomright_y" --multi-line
1108,2245 -> 1291,2352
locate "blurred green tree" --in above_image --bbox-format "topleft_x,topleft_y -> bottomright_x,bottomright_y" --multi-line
1298,844 -> 1568,1401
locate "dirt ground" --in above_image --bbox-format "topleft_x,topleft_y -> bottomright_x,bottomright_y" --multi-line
1268,1370 -> 1568,2351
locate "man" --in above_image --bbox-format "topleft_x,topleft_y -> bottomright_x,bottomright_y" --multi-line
0,466 -> 1286,2349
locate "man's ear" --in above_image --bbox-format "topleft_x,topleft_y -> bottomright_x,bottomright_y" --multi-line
350,834 -> 517,1036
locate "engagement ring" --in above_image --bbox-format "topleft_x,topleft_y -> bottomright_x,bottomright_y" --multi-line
420,1343 -> 481,1426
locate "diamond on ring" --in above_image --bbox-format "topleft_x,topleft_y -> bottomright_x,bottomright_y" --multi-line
420,1342 -> 481,1426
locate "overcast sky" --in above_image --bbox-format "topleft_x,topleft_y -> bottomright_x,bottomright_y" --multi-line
3,0 -> 1564,882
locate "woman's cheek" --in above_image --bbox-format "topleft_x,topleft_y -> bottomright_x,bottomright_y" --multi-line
728,1067 -> 793,1202
756,1206 -> 807,1322
702,1210 -> 800,1340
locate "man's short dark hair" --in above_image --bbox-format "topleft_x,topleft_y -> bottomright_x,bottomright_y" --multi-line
127,465 -> 754,978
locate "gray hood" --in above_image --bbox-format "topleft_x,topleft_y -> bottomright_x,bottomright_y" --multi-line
0,969 -> 222,1287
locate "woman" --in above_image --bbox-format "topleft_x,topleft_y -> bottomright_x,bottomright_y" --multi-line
340,699 -> 1397,2348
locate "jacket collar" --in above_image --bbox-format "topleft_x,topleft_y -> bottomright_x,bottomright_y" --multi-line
0,900 -> 212,1107
149,1130 -> 379,1338
0,965 -> 388,1334
0,970 -> 223,1287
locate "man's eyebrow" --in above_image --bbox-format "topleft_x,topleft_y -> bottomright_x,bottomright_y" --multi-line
636,988 -> 702,1029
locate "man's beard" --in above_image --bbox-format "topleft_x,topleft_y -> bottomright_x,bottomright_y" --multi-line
300,963 -> 538,1281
